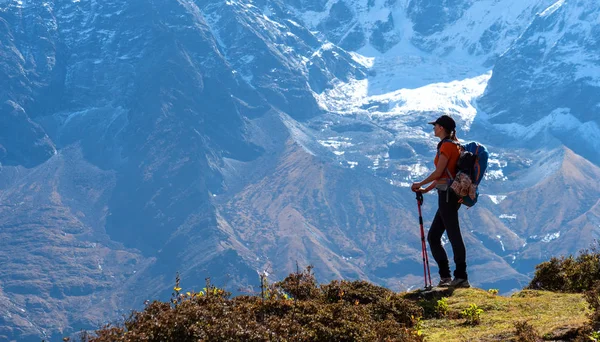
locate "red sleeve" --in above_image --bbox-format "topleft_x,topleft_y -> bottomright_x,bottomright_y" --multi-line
439,142 -> 454,159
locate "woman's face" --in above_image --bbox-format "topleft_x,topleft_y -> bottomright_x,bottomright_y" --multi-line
433,124 -> 443,138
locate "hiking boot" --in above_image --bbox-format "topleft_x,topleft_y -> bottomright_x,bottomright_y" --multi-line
450,278 -> 471,288
437,277 -> 452,287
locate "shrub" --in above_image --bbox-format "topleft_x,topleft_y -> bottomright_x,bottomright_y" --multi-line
460,303 -> 483,326
370,292 -> 424,326
527,247 -> 600,293
488,289 -> 499,295
321,279 -> 391,305
82,268 -> 424,342
406,287 -> 455,319
274,265 -> 320,301
589,331 -> 600,342
435,297 -> 449,318
514,321 -> 541,342
567,267 -> 600,341
584,281 -> 600,331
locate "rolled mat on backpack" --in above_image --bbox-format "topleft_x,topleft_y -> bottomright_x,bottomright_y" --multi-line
450,172 -> 477,200
452,141 -> 489,207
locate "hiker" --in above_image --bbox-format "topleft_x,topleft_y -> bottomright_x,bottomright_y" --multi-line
410,115 -> 470,288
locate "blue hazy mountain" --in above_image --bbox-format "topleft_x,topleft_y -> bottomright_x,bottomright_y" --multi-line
0,0 -> 599,340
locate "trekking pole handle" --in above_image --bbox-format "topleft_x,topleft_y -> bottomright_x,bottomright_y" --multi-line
416,191 -> 424,206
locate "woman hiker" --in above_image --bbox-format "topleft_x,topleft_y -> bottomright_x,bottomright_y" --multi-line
410,115 -> 470,288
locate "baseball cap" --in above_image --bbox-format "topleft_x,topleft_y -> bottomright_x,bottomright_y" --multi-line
428,115 -> 456,132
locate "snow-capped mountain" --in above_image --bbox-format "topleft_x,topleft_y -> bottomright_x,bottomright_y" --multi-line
479,0 -> 600,164
0,0 -> 599,340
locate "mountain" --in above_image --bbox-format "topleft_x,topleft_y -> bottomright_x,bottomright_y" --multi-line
0,0 -> 599,340
0,0 -> 269,339
478,0 -> 600,164
0,4 -> 57,167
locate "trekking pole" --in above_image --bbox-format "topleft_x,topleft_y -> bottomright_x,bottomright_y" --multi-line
416,191 -> 433,289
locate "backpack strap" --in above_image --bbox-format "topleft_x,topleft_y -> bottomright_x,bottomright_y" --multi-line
474,144 -> 481,184
445,168 -> 453,180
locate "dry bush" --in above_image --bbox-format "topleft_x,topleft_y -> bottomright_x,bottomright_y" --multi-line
82,268 -> 424,342
514,321 -> 541,342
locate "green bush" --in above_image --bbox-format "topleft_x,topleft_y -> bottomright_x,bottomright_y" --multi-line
435,297 -> 449,318
82,268 -> 424,342
589,330 -> 600,342
460,303 -> 483,326
527,247 -> 600,293
583,281 -> 600,336
488,289 -> 499,295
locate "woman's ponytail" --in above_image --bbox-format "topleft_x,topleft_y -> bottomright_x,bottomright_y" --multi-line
450,130 -> 458,141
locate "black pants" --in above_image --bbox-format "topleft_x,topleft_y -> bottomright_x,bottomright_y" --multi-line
427,190 -> 468,279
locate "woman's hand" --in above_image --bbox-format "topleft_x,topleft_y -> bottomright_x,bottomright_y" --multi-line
411,182 -> 422,192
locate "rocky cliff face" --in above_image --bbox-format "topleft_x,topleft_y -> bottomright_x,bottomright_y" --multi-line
0,0 -> 267,339
0,3 -> 57,167
407,0 -> 474,36
478,0 -> 600,163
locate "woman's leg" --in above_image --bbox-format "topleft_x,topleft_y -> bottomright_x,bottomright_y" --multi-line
438,191 -> 467,279
427,207 -> 451,279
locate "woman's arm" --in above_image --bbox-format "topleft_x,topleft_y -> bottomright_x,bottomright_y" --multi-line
411,153 -> 449,191
413,180 -> 437,193
423,181 -> 437,193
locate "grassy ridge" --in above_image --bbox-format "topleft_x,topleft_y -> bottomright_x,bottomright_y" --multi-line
80,248 -> 600,341
417,288 -> 589,341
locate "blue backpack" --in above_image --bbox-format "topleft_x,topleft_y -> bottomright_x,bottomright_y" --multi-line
439,140 -> 489,207
457,142 -> 489,207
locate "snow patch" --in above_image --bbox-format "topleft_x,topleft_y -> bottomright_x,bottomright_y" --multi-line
499,214 -> 517,220
349,51 -> 374,68
488,195 -> 507,204
488,156 -> 508,168
486,169 -> 508,181
314,67 -> 491,134
396,163 -> 430,179
498,238 -> 506,252
541,231 -> 560,242
540,0 -> 565,17
369,72 -> 492,130
313,78 -> 369,113
319,137 -> 353,147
